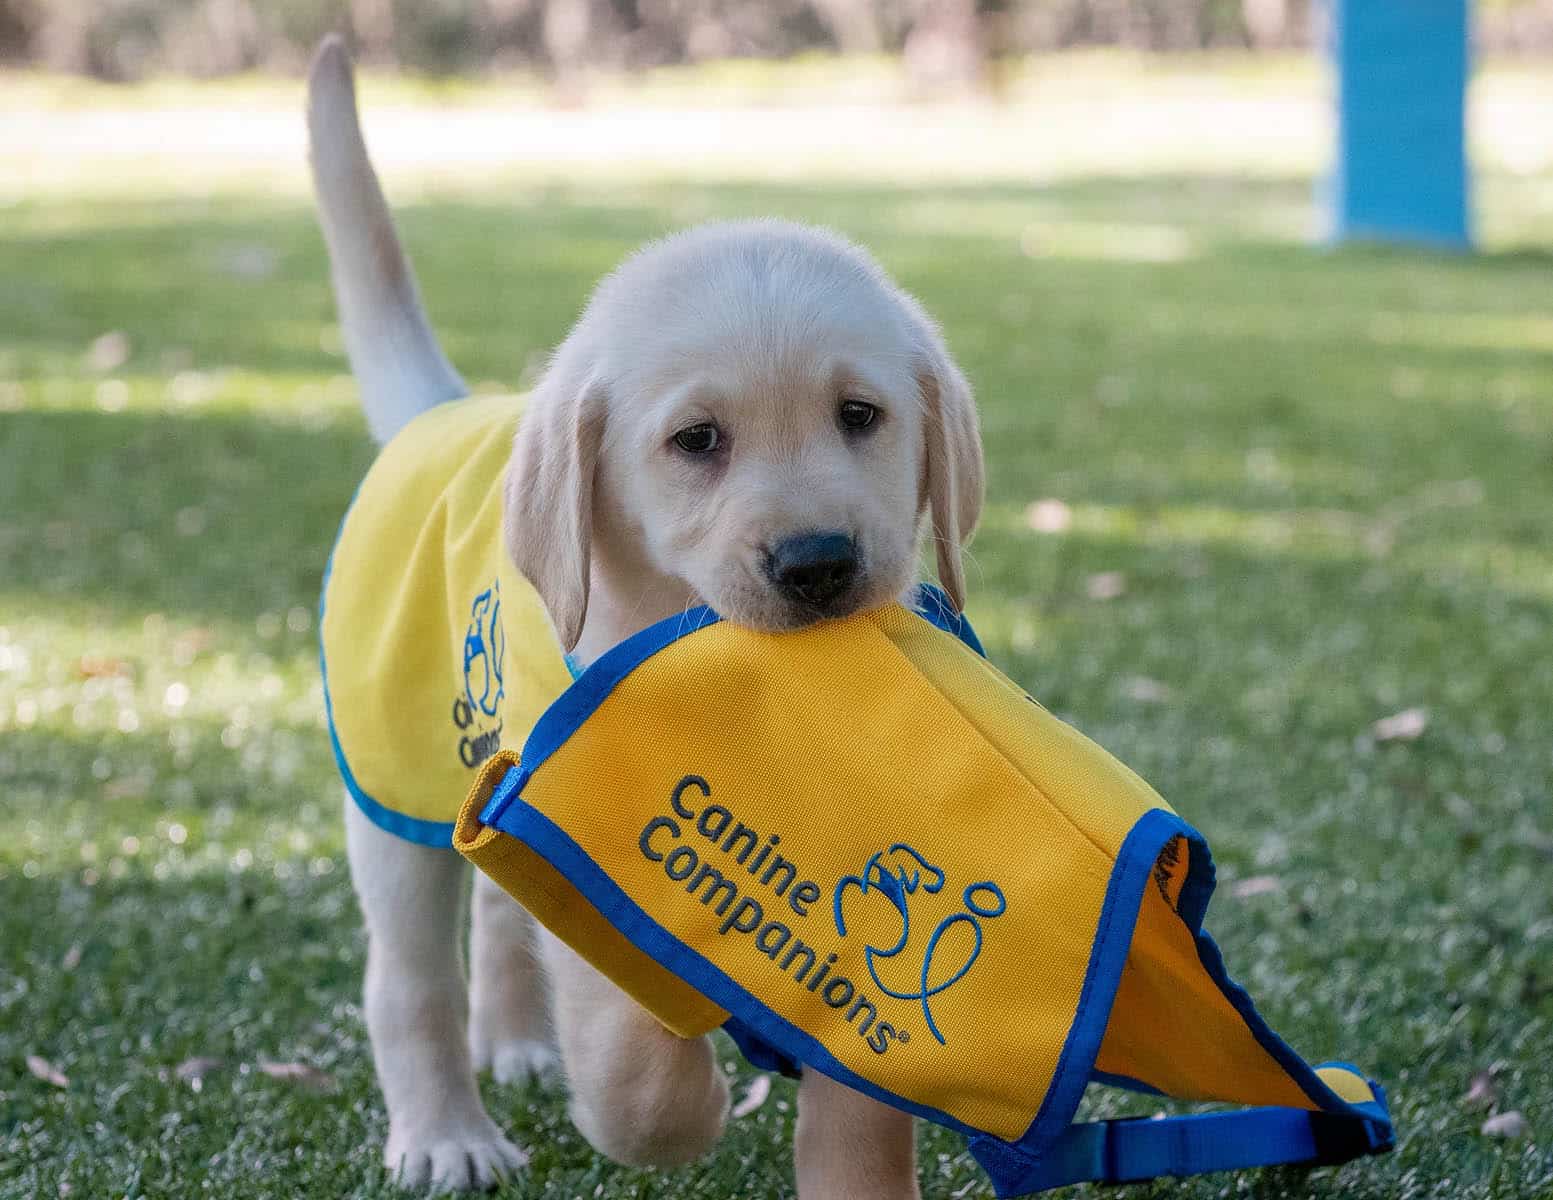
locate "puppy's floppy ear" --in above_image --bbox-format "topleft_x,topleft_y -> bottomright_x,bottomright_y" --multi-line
912,309 -> 983,613
504,369 -> 607,653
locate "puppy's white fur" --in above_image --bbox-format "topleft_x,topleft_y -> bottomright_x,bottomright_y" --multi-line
307,34 -> 981,1197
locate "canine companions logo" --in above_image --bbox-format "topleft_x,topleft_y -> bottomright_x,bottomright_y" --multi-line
635,776 -> 1005,1053
834,846 -> 1006,1045
451,581 -> 504,768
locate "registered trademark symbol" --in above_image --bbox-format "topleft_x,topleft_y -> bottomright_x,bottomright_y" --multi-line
897,1030 -> 910,1044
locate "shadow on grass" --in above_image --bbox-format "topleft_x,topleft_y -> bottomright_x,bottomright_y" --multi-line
1,407 -> 373,629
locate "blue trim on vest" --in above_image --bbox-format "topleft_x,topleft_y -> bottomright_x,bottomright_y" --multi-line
318,487 -> 457,849
723,1016 -> 802,1079
973,1097 -> 1393,1195
1178,861 -> 1368,1115
912,583 -> 985,655
1003,809 -> 1191,1156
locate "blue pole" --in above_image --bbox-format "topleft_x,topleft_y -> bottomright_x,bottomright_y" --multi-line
1329,0 -> 1472,250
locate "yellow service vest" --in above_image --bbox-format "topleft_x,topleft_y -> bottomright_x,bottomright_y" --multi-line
454,597 -> 1394,1195
320,395 -> 572,846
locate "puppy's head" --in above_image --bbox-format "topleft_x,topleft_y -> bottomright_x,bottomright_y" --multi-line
507,221 -> 982,651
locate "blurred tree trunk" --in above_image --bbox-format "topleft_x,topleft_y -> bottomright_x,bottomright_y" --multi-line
812,0 -> 883,53
903,0 -> 985,95
162,0 -> 263,75
982,0 -> 1016,98
33,4 -> 93,74
1242,0 -> 1288,46
543,0 -> 626,95
0,0 -> 30,62
351,0 -> 396,64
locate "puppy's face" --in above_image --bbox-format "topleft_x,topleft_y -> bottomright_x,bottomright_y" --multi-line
508,221 -> 982,648
608,315 -> 924,631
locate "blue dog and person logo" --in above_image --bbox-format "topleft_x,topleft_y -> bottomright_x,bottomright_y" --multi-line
833,844 -> 1006,1046
451,581 -> 505,768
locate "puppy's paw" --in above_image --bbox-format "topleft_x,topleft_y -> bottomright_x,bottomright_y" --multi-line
471,1035 -> 559,1086
386,1119 -> 527,1193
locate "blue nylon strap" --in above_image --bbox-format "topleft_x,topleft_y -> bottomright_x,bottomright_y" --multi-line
969,1097 -> 1394,1197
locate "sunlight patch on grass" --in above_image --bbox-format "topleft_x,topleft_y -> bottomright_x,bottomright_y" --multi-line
1367,310 -> 1553,354
1017,219 -> 1197,262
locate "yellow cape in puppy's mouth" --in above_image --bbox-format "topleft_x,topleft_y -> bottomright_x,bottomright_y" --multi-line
454,597 -> 1394,1196
321,393 -> 572,846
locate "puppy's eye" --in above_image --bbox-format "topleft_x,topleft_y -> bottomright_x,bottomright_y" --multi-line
673,423 -> 721,454
838,399 -> 878,432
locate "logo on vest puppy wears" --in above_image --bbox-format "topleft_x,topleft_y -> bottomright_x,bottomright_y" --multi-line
637,775 -> 1006,1053
452,581 -> 504,768
835,846 -> 1006,1046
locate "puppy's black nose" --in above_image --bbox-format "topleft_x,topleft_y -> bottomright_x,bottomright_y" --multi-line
767,532 -> 859,609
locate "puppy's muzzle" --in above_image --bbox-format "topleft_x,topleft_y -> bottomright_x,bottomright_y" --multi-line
765,531 -> 860,611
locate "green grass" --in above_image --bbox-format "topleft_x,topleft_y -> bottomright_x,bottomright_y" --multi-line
3,59 -> 1553,1199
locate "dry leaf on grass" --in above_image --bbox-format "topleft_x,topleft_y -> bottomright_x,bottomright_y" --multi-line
1463,1069 -> 1498,1108
1024,499 -> 1072,534
1481,1110 -> 1528,1138
60,943 -> 82,971
26,1055 -> 68,1088
176,1057 -> 225,1084
1231,875 -> 1282,899
75,655 -> 131,679
85,331 -> 130,372
1372,708 -> 1428,742
216,244 -> 279,281
1521,826 -> 1553,860
730,1074 -> 772,1119
1085,572 -> 1127,601
1123,676 -> 1172,703
257,1060 -> 337,1093
104,777 -> 150,801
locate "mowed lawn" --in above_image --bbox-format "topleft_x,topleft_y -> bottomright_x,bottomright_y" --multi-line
2,58 -> 1551,1199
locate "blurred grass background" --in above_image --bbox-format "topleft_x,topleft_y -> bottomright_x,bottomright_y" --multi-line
2,47 -> 1552,1200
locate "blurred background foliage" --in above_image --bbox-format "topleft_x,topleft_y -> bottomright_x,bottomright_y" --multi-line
3,0 -> 1552,84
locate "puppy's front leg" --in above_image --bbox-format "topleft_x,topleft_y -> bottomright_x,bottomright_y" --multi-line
796,1071 -> 920,1200
468,869 -> 557,1083
345,798 -> 526,1191
539,931 -> 729,1166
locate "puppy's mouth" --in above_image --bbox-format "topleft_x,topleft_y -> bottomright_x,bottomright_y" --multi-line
772,586 -> 876,627
707,548 -> 898,634
719,587 -> 881,633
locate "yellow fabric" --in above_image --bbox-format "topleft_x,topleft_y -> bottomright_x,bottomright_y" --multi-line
1095,845 -> 1313,1108
460,753 -> 732,1037
460,604 -> 1184,1141
1318,1065 -> 1379,1104
322,394 -> 571,843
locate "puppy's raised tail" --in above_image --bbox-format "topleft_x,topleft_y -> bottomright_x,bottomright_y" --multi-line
307,35 -> 465,445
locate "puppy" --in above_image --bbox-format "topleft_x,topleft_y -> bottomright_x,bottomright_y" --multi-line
306,36 -> 982,1197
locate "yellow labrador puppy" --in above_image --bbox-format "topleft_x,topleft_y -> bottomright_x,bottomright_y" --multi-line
307,36 -> 981,1197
